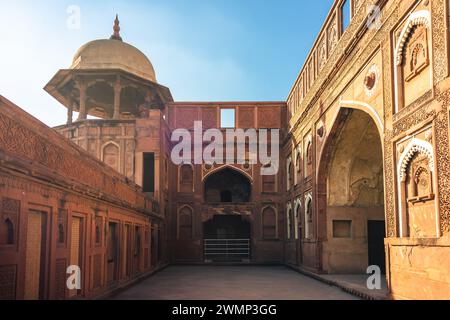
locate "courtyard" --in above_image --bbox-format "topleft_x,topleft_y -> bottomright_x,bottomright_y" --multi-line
112,266 -> 360,300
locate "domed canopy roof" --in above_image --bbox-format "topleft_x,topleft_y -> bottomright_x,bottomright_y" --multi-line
45,15 -> 174,120
70,16 -> 156,83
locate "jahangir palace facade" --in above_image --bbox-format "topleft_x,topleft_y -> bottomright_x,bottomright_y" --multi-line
1,0 -> 450,300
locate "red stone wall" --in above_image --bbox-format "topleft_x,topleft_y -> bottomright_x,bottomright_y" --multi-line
386,238 -> 450,300
166,102 -> 287,264
0,96 -> 164,300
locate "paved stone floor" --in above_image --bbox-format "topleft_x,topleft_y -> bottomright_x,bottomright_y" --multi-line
319,274 -> 389,299
113,266 -> 360,300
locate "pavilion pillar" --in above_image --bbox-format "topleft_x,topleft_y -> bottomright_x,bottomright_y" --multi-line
113,76 -> 122,119
77,81 -> 87,121
67,103 -> 74,125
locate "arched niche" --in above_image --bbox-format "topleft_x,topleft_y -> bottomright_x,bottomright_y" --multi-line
101,141 -> 120,172
397,138 -> 437,238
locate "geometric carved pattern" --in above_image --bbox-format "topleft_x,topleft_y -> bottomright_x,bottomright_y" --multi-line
2,198 -> 20,214
318,38 -> 327,71
431,0 -> 447,84
0,265 -> 16,300
327,15 -> 338,54
435,108 -> 450,234
1,198 -> 20,248
0,106 -> 151,212
55,259 -> 66,300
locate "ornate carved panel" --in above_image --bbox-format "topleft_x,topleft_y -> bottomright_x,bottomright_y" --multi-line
1,198 -> 20,248
318,37 -> 327,71
55,259 -> 66,300
309,58 -> 315,87
327,15 -> 338,54
0,265 -> 16,300
353,0 -> 363,13
404,27 -> 429,82
431,0 -> 447,83
405,154 -> 436,238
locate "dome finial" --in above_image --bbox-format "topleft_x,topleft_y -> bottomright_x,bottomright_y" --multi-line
110,14 -> 123,41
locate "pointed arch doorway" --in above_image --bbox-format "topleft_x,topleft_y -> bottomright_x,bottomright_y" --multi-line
317,108 -> 386,274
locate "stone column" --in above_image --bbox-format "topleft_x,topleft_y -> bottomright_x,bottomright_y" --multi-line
113,77 -> 122,119
67,103 -> 74,125
77,81 -> 87,121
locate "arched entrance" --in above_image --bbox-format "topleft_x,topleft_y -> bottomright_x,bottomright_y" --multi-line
317,108 -> 386,274
203,215 -> 251,262
203,167 -> 253,262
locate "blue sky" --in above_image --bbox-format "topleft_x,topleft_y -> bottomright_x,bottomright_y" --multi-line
0,0 -> 334,127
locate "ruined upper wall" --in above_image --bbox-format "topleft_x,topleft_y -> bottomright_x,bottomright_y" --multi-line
167,102 -> 286,131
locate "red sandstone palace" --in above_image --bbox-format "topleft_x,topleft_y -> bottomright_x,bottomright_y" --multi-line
1,0 -> 450,300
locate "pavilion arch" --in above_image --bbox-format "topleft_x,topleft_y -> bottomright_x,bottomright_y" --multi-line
396,138 -> 438,238
85,80 -> 115,118
316,107 -> 385,274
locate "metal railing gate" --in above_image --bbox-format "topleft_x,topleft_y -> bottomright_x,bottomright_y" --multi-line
204,239 -> 250,262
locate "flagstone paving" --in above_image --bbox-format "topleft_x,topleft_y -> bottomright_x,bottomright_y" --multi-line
112,266 -> 360,300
